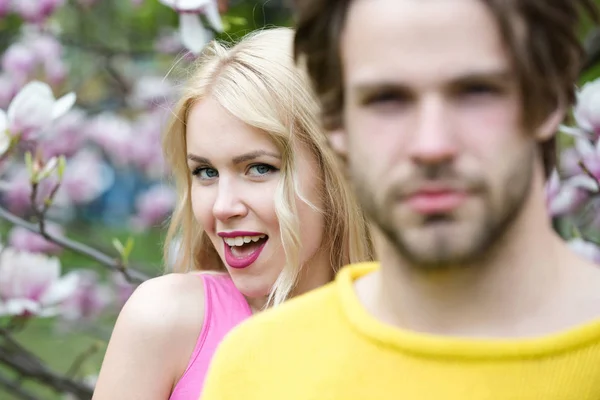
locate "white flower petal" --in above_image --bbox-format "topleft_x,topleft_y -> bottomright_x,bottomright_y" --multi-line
575,137 -> 596,158
179,13 -> 212,54
567,174 -> 599,192
51,92 -> 76,120
5,298 -> 40,316
159,0 -> 211,11
0,110 -> 10,156
0,109 -> 6,133
7,81 -> 53,122
39,271 -> 80,307
559,124 -> 589,138
38,157 -> 58,180
203,1 -> 223,32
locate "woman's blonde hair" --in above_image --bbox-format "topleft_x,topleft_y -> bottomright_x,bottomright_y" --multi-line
162,27 -> 373,307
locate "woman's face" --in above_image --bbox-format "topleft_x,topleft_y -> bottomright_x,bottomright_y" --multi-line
186,97 -> 328,300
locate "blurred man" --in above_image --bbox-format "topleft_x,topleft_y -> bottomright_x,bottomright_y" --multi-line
201,1 -> 600,398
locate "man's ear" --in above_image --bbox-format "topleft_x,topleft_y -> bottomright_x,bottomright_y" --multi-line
328,128 -> 348,157
535,105 -> 567,142
327,128 -> 349,176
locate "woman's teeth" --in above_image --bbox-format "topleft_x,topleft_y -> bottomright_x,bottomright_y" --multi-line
224,235 -> 266,247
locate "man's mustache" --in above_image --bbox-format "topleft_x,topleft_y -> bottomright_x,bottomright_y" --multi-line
391,163 -> 486,199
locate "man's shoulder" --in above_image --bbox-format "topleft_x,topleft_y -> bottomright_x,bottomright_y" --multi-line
234,278 -> 339,339
218,262 -> 378,349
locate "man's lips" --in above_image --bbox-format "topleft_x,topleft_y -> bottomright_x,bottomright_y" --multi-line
404,187 -> 470,214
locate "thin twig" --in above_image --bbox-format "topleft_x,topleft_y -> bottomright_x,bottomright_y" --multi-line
0,205 -> 150,283
0,371 -> 39,400
65,343 -> 99,379
0,329 -> 93,399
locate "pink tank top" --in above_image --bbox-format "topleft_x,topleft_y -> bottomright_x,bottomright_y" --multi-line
169,273 -> 252,400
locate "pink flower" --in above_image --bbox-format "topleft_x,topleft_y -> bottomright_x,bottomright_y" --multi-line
4,80 -> 76,141
154,28 -> 185,54
26,32 -> 63,64
7,223 -> 64,255
85,113 -> 133,167
0,0 -> 10,17
574,136 -> 600,179
130,184 -> 176,230
545,170 -> 595,217
0,165 -> 60,216
12,0 -> 66,24
129,111 -> 169,178
1,43 -> 37,79
43,59 -> 68,86
111,273 -> 136,310
60,270 -> 112,321
568,238 -> 600,264
40,109 -> 87,159
129,75 -> 176,110
573,78 -> 600,139
60,148 -> 114,205
0,74 -> 24,110
0,247 -> 79,318
158,0 -> 223,54
558,147 -> 583,178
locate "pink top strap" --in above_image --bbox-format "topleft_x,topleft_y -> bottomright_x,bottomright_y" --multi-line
169,273 -> 252,400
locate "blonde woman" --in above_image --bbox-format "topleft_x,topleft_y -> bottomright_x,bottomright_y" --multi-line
92,27 -> 373,400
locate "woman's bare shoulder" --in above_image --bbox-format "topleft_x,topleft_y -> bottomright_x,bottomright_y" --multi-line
120,272 -> 208,331
93,273 -> 210,399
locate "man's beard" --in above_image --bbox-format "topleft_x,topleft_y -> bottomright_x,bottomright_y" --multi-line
351,149 -> 535,270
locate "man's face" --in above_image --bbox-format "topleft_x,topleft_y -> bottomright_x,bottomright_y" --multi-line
340,0 -> 538,268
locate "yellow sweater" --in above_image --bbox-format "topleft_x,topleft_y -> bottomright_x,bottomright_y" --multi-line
201,262 -> 600,399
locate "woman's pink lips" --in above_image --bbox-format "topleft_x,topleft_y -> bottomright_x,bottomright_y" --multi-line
218,230 -> 265,238
223,239 -> 267,269
406,190 -> 469,214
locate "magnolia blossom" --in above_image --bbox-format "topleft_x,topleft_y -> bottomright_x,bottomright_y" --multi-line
573,136 -> 600,180
12,0 -> 66,24
60,270 -> 112,321
154,28 -> 185,54
129,75 -> 176,110
129,111 -> 168,178
0,0 -> 10,17
0,164 -> 62,215
60,148 -> 115,204
130,184 -> 176,230
559,147 -> 583,178
8,223 -> 64,255
111,273 -> 136,310
571,78 -> 600,139
545,170 -> 595,217
0,73 -> 23,110
40,109 -> 88,159
86,113 -> 134,167
0,247 -> 79,317
1,43 -> 37,79
159,0 -> 223,54
1,81 -> 76,144
568,238 -> 600,264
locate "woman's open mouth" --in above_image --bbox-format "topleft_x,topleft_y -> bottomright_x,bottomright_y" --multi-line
222,234 -> 268,269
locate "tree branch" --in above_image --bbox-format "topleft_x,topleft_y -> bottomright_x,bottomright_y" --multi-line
0,371 -> 39,400
0,329 -> 93,399
0,205 -> 151,283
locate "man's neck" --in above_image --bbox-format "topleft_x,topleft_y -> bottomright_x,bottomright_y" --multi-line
356,189 -> 600,339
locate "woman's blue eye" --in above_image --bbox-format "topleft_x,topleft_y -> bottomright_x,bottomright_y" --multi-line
248,164 -> 275,176
193,167 -> 218,179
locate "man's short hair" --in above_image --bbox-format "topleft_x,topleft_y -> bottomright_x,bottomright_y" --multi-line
293,0 -> 599,177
